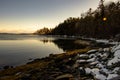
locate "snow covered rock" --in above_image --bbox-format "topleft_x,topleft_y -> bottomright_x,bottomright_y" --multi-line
76,60 -> 87,63
79,54 -> 89,59
87,57 -> 96,62
107,44 -> 120,66
87,49 -> 97,54
91,68 -> 106,80
76,43 -> 120,80
107,74 -> 118,80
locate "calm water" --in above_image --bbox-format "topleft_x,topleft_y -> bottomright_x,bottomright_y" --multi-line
0,34 -> 85,68
0,34 -> 63,68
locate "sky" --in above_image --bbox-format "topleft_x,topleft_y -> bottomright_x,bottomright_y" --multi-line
0,0 -> 118,33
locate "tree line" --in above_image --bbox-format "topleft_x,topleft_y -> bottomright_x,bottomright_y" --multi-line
35,0 -> 120,39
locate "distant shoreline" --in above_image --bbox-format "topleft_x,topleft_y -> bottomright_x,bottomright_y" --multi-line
0,33 -> 33,35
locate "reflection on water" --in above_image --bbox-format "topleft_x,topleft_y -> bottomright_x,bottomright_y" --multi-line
40,39 -> 87,51
0,34 -> 86,68
52,39 -> 87,51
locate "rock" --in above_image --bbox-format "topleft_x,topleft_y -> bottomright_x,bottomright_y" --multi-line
65,59 -> 75,66
69,58 -> 72,60
79,54 -> 89,59
15,72 -> 22,75
107,74 -> 119,80
87,57 -> 96,62
109,39 -> 114,42
20,76 -> 31,80
19,73 -> 31,80
109,75 -> 120,80
101,52 -> 109,60
87,49 -> 97,54
3,65 -> 9,69
49,53 -> 55,57
85,68 -> 91,74
73,62 -> 80,68
62,59 -> 69,63
58,65 -> 73,73
79,67 -> 86,75
55,74 -> 74,80
112,67 -> 120,73
10,66 -> 13,68
91,68 -> 107,80
98,48 -> 104,52
115,34 -> 120,41
89,54 -> 96,58
0,76 -> 11,80
89,61 -> 99,66
50,72 -> 63,77
103,48 -> 111,52
75,43 -> 120,80
76,60 -> 87,63
96,63 -> 104,69
107,56 -> 120,66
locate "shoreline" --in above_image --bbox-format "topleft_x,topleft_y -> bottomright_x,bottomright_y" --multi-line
0,37 -> 119,80
0,48 -> 90,80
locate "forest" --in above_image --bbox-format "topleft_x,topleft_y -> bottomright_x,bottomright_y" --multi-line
35,0 -> 120,39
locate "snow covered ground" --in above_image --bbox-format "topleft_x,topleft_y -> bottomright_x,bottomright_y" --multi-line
76,42 -> 120,80
82,37 -> 119,45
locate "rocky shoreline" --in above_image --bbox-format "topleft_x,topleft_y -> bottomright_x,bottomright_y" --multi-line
0,48 -> 90,80
76,44 -> 120,80
0,39 -> 120,80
